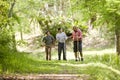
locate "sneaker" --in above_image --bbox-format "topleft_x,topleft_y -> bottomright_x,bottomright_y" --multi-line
58,59 -> 61,60
63,59 -> 67,61
81,58 -> 84,61
75,59 -> 78,61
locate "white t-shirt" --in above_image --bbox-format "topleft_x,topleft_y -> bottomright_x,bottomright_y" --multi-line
56,32 -> 68,43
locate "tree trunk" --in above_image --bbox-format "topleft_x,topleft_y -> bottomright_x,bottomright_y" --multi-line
8,0 -> 16,51
115,15 -> 120,55
20,29 -> 23,40
12,34 -> 17,51
88,20 -> 93,32
8,0 -> 16,18
88,16 -> 96,33
116,30 -> 120,55
69,0 -> 73,17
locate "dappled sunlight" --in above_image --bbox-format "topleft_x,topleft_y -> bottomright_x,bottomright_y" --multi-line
83,48 -> 116,55
52,48 -> 116,60
17,46 -> 116,61
17,46 -> 45,53
1,0 -> 120,79
59,62 -> 120,75
52,51 -> 75,60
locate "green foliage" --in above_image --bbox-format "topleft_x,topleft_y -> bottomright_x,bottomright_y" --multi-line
0,28 -> 12,47
71,0 -> 120,29
0,0 -> 13,48
0,0 -> 9,27
0,0 -> 17,50
37,15 -> 88,37
0,48 -> 39,73
37,15 -> 69,37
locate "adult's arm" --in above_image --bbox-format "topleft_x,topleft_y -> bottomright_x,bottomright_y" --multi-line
78,29 -> 82,40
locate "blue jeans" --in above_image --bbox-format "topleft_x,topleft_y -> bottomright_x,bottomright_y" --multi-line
58,42 -> 66,60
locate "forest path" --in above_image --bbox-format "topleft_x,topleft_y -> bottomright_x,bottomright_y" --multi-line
1,62 -> 120,80
1,74 -> 89,80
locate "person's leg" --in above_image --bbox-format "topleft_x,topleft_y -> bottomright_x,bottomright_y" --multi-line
79,41 -> 83,61
74,52 -> 78,61
74,41 -> 78,61
58,43 -> 62,60
48,47 -> 51,60
77,41 -> 80,61
63,43 -> 67,60
45,47 -> 49,60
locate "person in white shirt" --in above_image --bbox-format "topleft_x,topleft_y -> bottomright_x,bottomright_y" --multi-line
56,28 -> 68,60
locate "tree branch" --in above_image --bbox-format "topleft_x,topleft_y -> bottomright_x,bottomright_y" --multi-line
8,0 -> 16,18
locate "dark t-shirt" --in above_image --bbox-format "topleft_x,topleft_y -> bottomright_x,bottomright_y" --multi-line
43,35 -> 54,46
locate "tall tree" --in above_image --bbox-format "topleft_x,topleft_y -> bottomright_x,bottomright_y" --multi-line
8,0 -> 17,51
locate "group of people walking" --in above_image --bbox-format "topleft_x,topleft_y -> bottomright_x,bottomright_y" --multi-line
42,26 -> 83,61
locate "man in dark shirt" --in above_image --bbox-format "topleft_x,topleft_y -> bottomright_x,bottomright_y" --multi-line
43,31 -> 54,60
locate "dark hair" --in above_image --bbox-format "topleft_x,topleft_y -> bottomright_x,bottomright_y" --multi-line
73,26 -> 77,29
58,28 -> 61,31
45,30 -> 49,34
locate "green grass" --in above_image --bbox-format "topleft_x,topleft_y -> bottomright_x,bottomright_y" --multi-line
0,48 -> 120,80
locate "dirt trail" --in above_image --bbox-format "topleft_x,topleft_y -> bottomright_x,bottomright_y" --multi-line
1,74 -> 89,80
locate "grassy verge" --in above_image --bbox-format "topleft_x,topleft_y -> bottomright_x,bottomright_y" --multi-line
0,48 -> 120,80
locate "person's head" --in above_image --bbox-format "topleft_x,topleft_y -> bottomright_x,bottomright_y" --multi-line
45,30 -> 50,35
58,28 -> 62,32
73,26 -> 78,32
